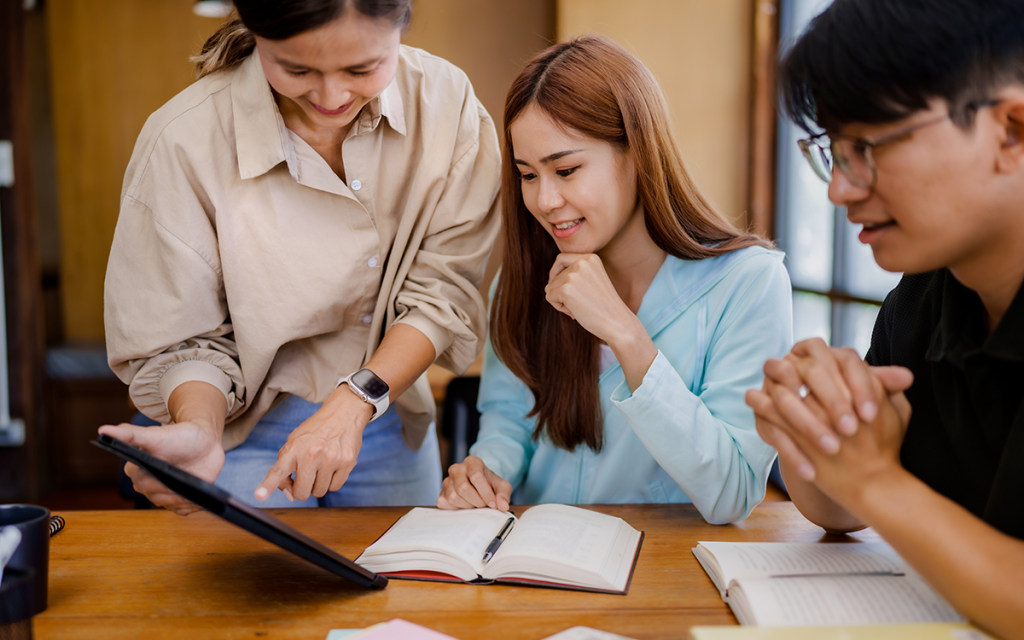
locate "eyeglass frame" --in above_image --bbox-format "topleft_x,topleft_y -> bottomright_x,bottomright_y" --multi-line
796,98 -> 1003,189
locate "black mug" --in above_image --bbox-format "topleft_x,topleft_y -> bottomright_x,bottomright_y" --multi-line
0,566 -> 35,640
0,505 -> 50,618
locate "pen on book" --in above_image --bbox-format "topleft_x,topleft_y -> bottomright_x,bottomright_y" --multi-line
481,516 -> 515,563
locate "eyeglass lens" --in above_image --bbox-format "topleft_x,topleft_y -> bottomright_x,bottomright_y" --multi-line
831,138 -> 873,188
798,137 -> 875,188
798,140 -> 833,183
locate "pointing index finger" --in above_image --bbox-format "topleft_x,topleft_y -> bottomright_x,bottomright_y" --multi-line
255,459 -> 295,502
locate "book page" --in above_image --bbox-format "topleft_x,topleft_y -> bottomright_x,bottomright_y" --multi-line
492,505 -> 620,567
730,573 -> 965,627
482,504 -> 639,590
696,541 -> 908,587
356,508 -> 514,579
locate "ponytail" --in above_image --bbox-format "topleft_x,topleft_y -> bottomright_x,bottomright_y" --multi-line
192,16 -> 256,79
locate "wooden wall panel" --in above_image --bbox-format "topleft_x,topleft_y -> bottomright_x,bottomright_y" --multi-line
403,0 -> 555,132
45,0 -> 222,341
557,0 -> 754,228
402,0 -> 556,298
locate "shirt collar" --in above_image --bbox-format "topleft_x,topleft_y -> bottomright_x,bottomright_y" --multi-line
366,77 -> 407,137
231,52 -> 407,181
927,269 -> 1024,365
232,52 -> 297,181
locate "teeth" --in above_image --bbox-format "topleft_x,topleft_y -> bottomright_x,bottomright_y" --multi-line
555,219 -> 582,230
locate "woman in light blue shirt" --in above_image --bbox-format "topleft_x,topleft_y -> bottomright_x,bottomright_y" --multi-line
436,36 -> 792,524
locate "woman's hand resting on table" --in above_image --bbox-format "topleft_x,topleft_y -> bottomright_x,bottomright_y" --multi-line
437,455 -> 513,511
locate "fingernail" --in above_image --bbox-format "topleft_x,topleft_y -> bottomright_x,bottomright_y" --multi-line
860,402 -> 878,421
488,501 -> 496,509
284,488 -> 294,502
255,487 -> 268,500
838,414 -> 858,436
798,463 -> 816,481
819,434 -> 840,454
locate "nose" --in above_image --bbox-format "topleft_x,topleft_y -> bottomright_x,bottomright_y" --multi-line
318,74 -> 352,110
827,167 -> 872,207
535,176 -> 565,213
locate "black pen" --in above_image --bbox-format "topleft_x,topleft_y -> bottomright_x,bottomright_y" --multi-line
481,516 -> 515,563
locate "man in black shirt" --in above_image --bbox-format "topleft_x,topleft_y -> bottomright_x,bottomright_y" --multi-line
745,1 -> 1024,638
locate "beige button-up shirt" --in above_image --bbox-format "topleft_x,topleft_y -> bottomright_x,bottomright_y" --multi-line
105,46 -> 501,450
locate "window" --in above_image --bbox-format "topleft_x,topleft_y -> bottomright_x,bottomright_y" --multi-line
775,0 -> 902,355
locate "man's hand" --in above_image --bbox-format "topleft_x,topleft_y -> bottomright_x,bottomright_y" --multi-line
755,338 -> 913,457
767,369 -> 912,509
437,455 -> 512,511
98,420 -> 225,516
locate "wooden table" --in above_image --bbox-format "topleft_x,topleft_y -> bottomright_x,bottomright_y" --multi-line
34,503 -> 879,640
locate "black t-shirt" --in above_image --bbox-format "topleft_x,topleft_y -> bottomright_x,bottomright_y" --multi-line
866,269 -> 1024,540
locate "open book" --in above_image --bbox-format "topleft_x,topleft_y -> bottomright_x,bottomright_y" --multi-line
355,504 -> 644,594
692,541 -> 965,627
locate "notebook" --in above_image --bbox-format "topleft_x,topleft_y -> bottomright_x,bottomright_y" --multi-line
92,433 -> 387,590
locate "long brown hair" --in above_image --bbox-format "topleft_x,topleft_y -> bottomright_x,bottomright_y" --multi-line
192,0 -> 413,79
491,36 -> 771,452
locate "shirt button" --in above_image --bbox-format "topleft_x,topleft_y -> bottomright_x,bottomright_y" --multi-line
367,257 -> 378,268
362,315 -> 372,325
350,179 -> 362,191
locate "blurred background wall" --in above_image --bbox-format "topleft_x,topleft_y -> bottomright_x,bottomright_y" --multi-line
43,0 -> 756,343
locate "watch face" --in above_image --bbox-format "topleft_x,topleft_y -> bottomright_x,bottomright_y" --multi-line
351,369 -> 389,400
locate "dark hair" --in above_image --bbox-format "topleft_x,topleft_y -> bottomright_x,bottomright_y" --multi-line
491,36 -> 771,452
193,0 -> 413,79
779,0 -> 1024,133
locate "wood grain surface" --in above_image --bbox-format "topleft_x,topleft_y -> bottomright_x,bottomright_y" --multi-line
34,503 -> 880,640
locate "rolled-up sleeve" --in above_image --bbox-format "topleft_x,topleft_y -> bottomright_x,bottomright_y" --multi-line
105,177 -> 245,425
392,95 -> 501,374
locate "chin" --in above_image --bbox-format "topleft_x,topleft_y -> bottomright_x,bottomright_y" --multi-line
871,248 -> 941,276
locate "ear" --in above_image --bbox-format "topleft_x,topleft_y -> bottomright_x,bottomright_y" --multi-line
992,86 -> 1024,174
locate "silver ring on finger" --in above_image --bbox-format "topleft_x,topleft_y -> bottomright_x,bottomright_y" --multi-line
797,384 -> 811,399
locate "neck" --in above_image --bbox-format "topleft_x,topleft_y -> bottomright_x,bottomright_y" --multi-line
599,213 -> 668,313
276,92 -> 352,148
950,234 -> 1024,336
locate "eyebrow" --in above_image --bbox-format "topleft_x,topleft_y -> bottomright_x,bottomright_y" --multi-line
274,54 -> 383,72
514,149 -> 583,166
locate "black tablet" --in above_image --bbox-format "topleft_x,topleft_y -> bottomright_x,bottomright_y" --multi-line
92,433 -> 388,590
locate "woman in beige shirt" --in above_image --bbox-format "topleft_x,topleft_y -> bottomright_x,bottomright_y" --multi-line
99,0 -> 500,514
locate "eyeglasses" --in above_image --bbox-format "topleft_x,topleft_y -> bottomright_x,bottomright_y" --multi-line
797,99 -> 1002,189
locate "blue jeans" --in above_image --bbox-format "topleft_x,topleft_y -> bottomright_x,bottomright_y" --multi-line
213,394 -> 442,508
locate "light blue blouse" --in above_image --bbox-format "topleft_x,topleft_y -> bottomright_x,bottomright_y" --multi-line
470,247 -> 793,524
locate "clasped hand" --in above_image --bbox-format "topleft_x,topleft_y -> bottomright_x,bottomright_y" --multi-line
745,338 -> 914,504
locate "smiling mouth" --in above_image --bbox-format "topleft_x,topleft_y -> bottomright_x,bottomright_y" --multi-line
554,219 -> 583,231
310,100 -> 353,116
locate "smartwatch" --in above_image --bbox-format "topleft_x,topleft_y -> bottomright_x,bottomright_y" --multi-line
338,368 -> 390,422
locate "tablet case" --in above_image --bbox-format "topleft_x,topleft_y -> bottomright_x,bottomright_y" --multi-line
92,433 -> 388,590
